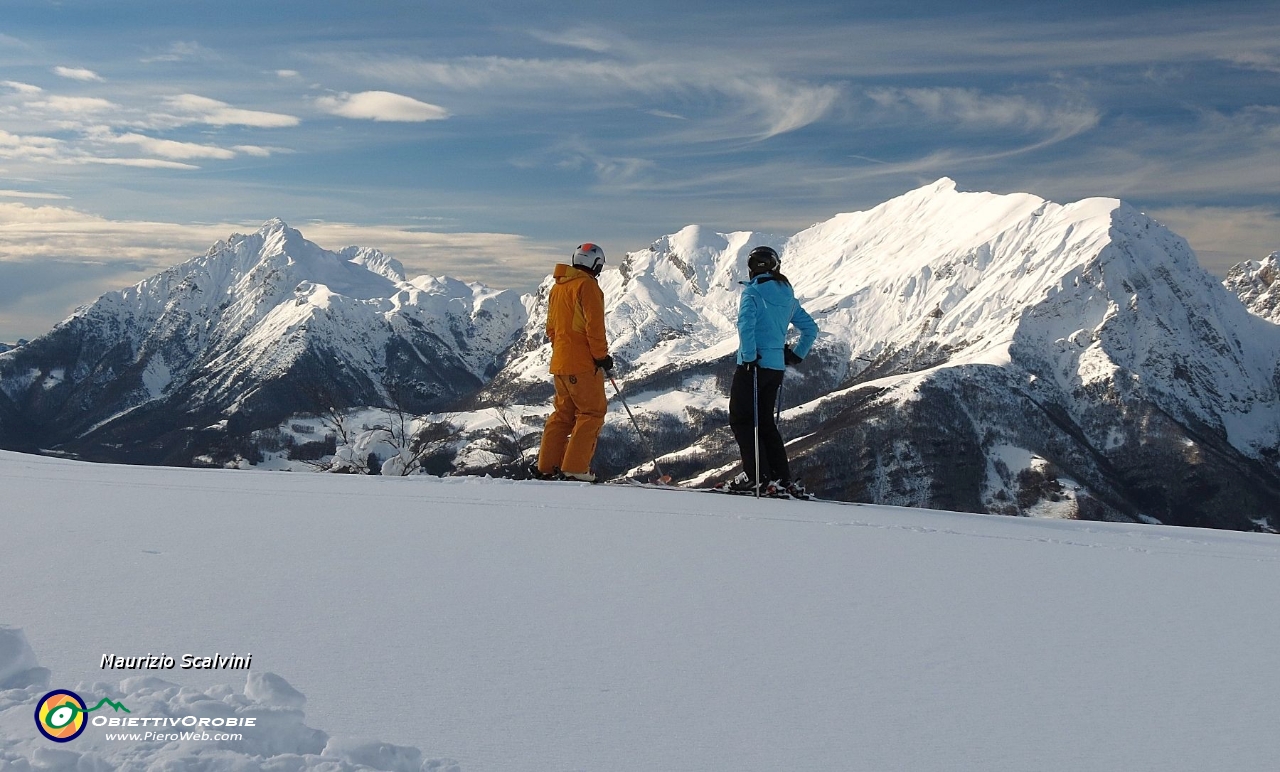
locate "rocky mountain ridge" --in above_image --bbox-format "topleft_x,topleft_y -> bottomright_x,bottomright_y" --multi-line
0,219 -> 526,462
2,182 -> 1278,530
1226,252 -> 1280,324
472,179 -> 1280,529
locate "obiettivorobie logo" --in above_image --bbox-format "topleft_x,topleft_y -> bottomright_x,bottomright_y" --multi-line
35,690 -> 130,742
35,688 -> 257,743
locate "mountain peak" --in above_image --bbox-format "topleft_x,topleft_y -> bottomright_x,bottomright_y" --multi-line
256,217 -> 307,254
0,219 -> 529,462
1225,251 -> 1280,324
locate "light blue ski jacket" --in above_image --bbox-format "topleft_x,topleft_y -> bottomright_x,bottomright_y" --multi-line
736,273 -> 818,370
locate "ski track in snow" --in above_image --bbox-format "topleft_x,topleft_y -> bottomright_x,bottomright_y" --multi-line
5,450 -> 1280,772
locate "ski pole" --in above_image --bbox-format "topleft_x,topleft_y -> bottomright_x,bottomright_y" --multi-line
752,365 -> 761,498
776,377 -> 783,423
608,373 -> 671,484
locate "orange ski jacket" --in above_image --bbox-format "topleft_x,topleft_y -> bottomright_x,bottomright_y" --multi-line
546,263 -> 609,375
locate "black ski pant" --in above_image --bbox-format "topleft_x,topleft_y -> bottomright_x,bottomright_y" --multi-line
728,364 -> 789,484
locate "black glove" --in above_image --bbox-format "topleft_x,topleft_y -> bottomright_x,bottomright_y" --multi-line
594,354 -> 614,372
741,357 -> 758,371
784,346 -> 803,366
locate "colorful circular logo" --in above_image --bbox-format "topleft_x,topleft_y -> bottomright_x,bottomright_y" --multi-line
35,690 -> 88,742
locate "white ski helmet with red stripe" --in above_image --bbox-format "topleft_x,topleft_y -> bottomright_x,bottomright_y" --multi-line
572,243 -> 605,276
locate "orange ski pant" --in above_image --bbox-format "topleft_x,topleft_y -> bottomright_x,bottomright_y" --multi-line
537,369 -> 607,476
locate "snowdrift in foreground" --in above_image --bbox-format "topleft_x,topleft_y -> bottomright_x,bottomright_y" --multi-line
0,627 -> 459,772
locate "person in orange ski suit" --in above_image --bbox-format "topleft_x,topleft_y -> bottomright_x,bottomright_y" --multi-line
535,243 -> 613,482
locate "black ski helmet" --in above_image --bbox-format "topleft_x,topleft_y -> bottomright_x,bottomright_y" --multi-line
747,245 -> 780,276
572,243 -> 605,276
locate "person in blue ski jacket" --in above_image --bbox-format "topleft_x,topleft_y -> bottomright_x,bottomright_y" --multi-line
726,245 -> 818,496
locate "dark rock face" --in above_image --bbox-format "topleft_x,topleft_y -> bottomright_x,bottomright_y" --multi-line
780,366 -> 1279,531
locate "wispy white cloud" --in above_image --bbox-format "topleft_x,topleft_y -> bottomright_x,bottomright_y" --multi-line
328,53 -> 840,140
0,189 -> 68,200
2,81 -> 42,95
517,138 -> 655,185
232,144 -> 286,157
100,132 -> 237,160
529,26 -> 614,53
275,69 -> 301,78
52,66 -> 102,82
866,87 -> 1100,138
731,78 -> 842,139
29,95 -> 120,115
2,86 -> 297,170
0,129 -> 63,161
316,91 -> 449,122
753,12 -> 1280,78
80,157 -> 200,170
337,53 -> 675,93
161,94 -> 299,128
2,129 -> 203,169
140,41 -> 213,64
1223,52 -> 1280,74
1014,104 -> 1280,203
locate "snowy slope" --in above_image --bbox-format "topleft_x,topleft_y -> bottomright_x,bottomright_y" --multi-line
0,220 -> 526,463
1225,252 -> 1280,324
5,449 -> 1280,772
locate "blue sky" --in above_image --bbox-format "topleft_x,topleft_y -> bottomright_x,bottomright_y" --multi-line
1,0 -> 1278,339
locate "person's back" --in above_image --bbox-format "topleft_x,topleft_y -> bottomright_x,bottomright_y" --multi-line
738,274 -> 811,370
546,262 -> 608,375
536,244 -> 614,482
726,245 -> 818,496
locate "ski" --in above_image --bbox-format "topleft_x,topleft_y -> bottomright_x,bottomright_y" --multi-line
613,478 -> 813,501
609,476 -> 849,506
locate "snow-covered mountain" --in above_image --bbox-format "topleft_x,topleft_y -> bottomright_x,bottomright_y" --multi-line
473,180 -> 1280,530
1225,252 -> 1280,324
3,182 -> 1278,530
0,219 -> 526,463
